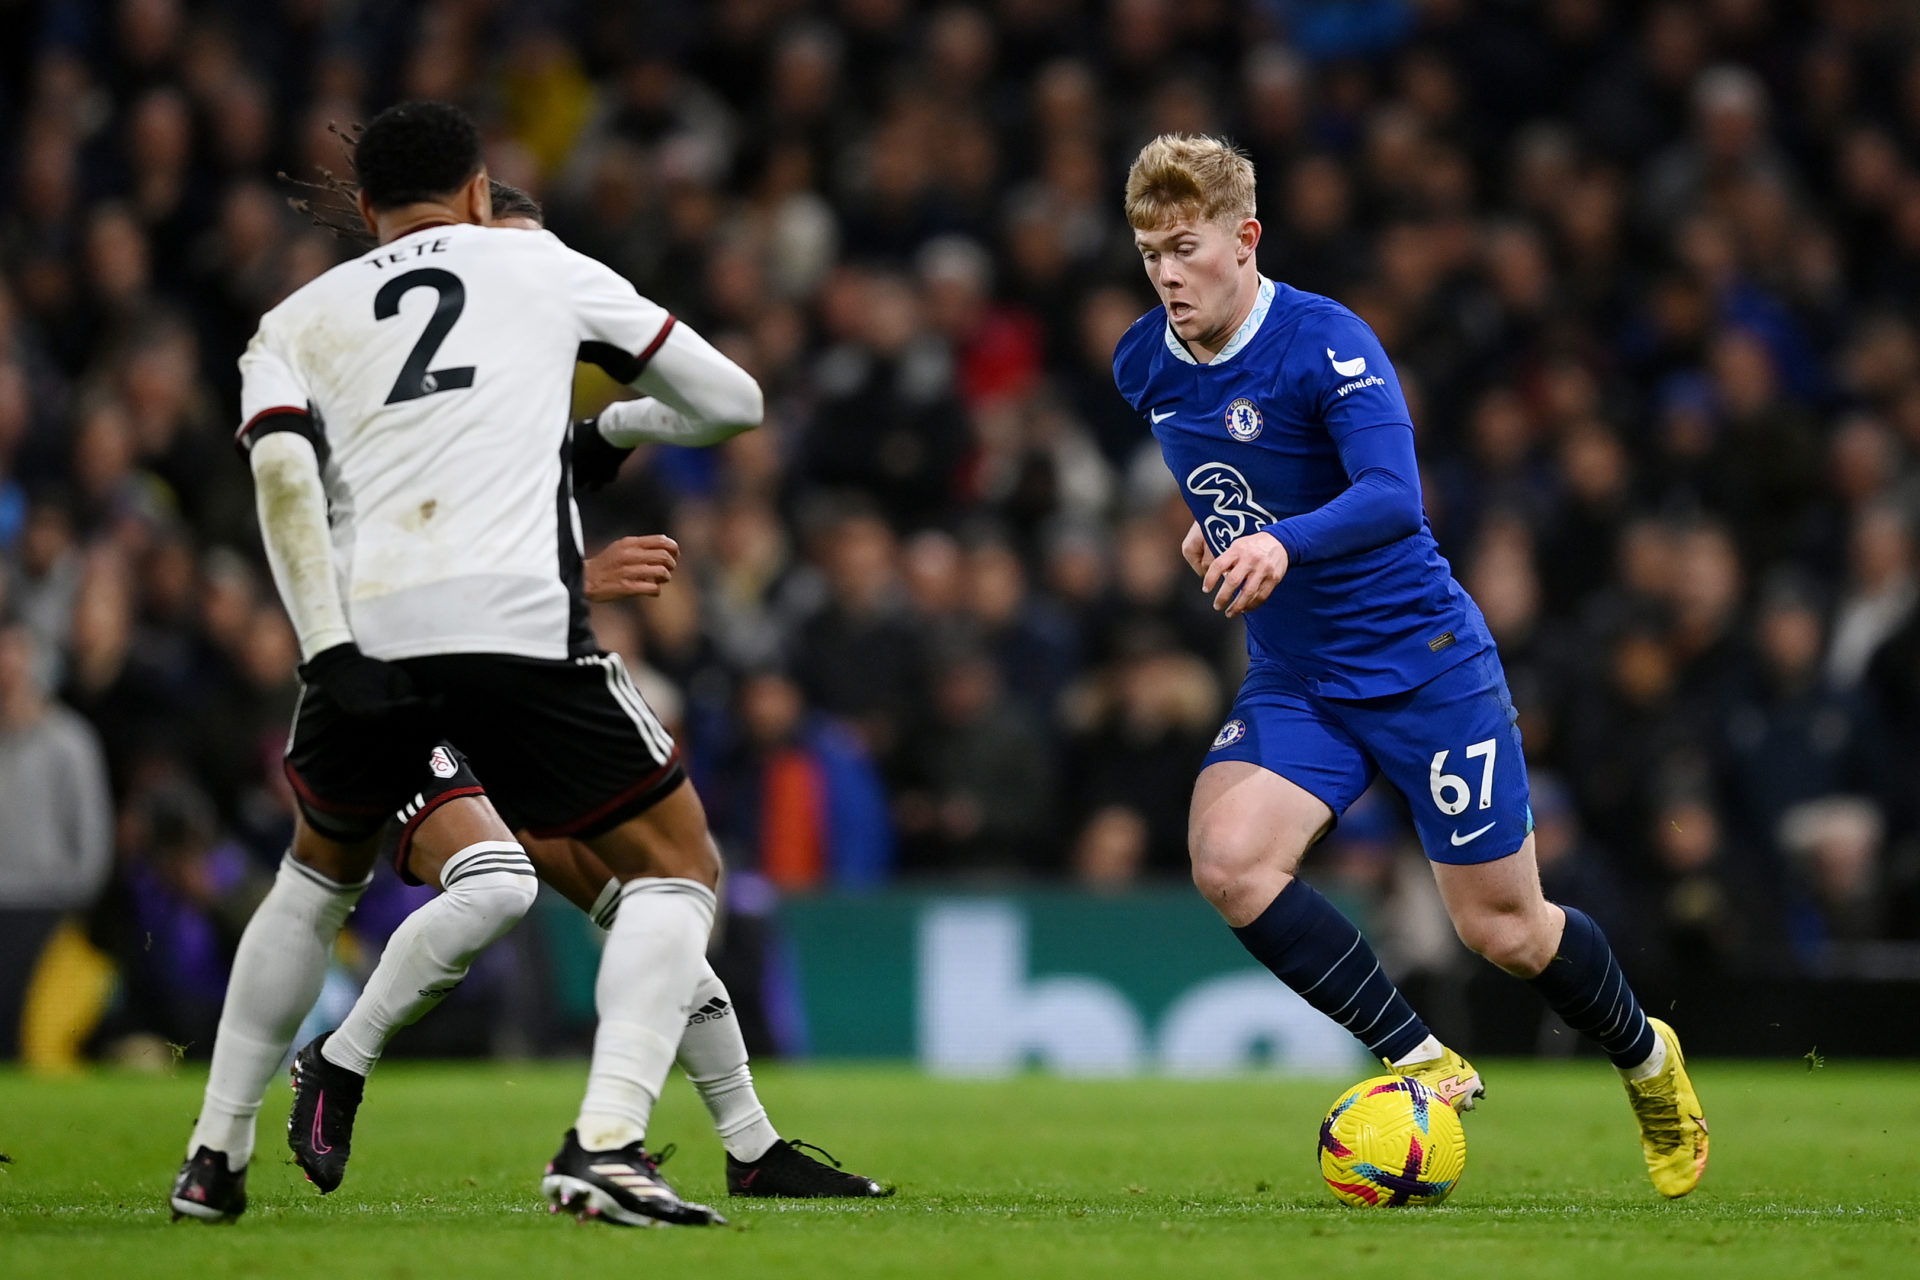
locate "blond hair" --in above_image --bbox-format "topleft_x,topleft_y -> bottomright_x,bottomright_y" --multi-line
1124,134 -> 1256,231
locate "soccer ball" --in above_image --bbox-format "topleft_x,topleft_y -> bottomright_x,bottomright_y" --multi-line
1318,1075 -> 1466,1207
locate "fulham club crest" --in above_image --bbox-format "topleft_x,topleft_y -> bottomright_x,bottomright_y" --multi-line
1225,398 -> 1263,442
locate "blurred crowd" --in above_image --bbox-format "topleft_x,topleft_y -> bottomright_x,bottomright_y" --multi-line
6,0 -> 1920,1056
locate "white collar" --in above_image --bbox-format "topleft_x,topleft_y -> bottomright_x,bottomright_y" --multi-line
1163,276 -> 1275,366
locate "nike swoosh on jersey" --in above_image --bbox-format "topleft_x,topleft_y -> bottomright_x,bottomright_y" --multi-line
1327,348 -> 1367,377
1150,407 -> 1175,424
1450,821 -> 1497,846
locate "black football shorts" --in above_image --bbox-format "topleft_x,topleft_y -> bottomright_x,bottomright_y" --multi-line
284,651 -> 684,845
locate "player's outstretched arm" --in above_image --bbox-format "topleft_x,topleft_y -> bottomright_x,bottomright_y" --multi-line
615,322 -> 763,446
567,247 -> 762,487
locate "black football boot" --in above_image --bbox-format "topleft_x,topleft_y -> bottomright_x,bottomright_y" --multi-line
286,1033 -> 365,1193
170,1147 -> 248,1222
542,1129 -> 726,1227
726,1139 -> 894,1198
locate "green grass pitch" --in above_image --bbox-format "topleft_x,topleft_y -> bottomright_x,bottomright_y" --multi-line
3,1061 -> 1916,1279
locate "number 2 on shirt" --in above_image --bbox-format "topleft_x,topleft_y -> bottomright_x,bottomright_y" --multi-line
375,268 -> 476,405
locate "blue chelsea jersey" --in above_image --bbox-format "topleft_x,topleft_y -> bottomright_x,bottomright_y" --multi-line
1111,277 -> 1491,700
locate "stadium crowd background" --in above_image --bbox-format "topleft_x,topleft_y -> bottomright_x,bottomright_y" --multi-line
5,0 -> 1920,1061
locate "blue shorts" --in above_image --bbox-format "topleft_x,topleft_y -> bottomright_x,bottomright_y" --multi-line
1206,649 -> 1532,865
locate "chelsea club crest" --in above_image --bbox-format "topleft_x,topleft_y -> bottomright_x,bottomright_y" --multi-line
1225,398 -> 1263,442
1210,718 -> 1248,751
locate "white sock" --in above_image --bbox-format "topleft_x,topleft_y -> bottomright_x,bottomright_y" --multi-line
576,877 -> 716,1151
1620,1030 -> 1668,1083
324,841 -> 537,1077
586,877 -> 777,1159
680,965 -> 780,1162
188,854 -> 368,1169
1391,1034 -> 1445,1068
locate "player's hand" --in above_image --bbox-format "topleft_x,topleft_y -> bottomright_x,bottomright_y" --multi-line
584,534 -> 680,601
1181,521 -> 1214,578
298,642 -> 425,718
1202,531 -> 1290,617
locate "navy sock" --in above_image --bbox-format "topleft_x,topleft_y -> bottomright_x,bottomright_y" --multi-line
1528,906 -> 1657,1068
1231,879 -> 1431,1062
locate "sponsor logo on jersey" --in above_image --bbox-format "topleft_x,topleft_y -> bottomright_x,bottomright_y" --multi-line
1224,397 -> 1264,442
1327,348 -> 1367,377
1185,462 -> 1275,555
1211,718 -> 1248,751
1334,375 -> 1388,398
428,746 -> 458,779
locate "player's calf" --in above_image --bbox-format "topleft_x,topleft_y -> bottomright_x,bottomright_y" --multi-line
1192,763 -> 1437,1068
285,755 -> 537,1193
320,834 -> 537,1083
1436,848 -> 1664,1072
1519,904 -> 1661,1072
1230,876 -> 1436,1063
287,834 -> 536,1192
550,853 -> 895,1193
570,783 -> 722,1155
176,841 -> 373,1207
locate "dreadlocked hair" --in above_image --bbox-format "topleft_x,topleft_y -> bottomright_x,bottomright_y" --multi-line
280,120 -> 371,244
284,121 -> 540,241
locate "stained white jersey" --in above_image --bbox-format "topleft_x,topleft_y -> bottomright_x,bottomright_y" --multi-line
238,222 -> 674,661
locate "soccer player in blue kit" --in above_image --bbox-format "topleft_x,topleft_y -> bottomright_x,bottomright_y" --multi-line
1112,135 -> 1708,1198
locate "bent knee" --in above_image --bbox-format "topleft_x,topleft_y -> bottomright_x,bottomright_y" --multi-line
1188,821 -> 1263,897
1187,821 -> 1300,915
1454,911 -> 1552,975
447,849 -> 540,918
477,866 -> 540,917
1188,857 -> 1231,906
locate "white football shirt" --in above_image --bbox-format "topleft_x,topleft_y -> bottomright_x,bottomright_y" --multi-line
238,222 -> 674,661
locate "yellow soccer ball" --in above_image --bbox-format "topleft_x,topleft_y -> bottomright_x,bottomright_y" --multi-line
1318,1075 -> 1466,1207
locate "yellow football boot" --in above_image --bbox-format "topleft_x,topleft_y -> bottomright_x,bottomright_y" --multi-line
1385,1043 -> 1485,1114
1623,1017 -> 1709,1198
